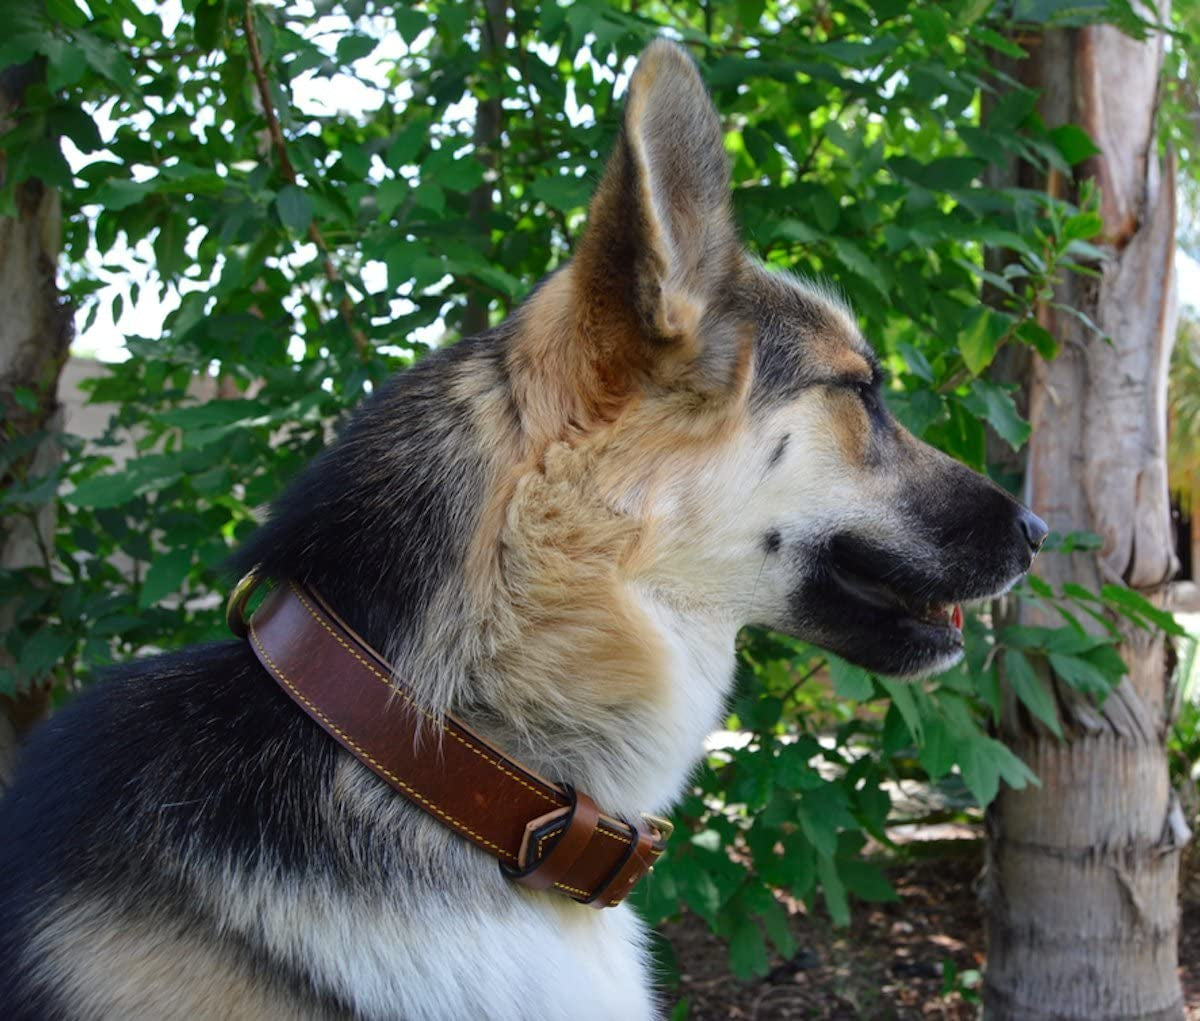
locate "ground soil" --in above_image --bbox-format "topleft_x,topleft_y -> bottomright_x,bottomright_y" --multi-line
666,843 -> 1200,1020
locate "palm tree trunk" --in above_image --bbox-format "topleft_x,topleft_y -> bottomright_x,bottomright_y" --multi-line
982,9 -> 1189,1019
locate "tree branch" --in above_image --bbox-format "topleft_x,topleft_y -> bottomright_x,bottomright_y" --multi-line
242,6 -> 368,355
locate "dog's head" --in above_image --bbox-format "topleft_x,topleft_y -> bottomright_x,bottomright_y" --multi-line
499,40 -> 1045,681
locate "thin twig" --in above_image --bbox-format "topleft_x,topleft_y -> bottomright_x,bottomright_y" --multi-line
242,5 -> 368,355
780,659 -> 828,707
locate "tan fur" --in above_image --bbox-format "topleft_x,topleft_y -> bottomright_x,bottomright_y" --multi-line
484,442 -> 667,718
463,258 -> 759,733
28,898 -> 337,1021
827,389 -> 873,465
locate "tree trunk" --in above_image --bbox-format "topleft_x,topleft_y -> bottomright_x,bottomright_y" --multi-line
982,10 -> 1189,1020
462,0 -> 506,338
0,65 -> 72,785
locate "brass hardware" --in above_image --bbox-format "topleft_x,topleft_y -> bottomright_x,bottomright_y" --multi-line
226,568 -> 264,638
641,812 -> 675,843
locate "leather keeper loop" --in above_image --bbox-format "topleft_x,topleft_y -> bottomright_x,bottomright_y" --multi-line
503,789 -> 600,894
585,816 -> 660,908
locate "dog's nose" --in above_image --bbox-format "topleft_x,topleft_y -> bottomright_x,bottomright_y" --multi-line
1017,507 -> 1049,553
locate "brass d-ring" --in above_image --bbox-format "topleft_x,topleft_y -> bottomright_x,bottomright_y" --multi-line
226,567 -> 264,638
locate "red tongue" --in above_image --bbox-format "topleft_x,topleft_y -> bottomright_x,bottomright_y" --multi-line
952,604 -> 963,630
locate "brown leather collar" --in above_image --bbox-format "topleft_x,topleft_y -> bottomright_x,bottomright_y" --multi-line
228,574 -> 670,908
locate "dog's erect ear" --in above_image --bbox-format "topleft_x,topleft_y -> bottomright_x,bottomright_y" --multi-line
575,40 -> 741,370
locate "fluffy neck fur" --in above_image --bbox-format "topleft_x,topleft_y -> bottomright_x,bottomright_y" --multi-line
232,271 -> 740,822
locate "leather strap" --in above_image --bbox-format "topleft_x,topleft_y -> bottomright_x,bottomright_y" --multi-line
243,580 -> 668,907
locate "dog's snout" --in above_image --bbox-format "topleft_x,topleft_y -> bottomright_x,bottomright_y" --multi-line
1016,507 -> 1049,554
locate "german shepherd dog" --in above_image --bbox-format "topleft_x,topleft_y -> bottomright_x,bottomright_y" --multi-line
0,40 -> 1045,1021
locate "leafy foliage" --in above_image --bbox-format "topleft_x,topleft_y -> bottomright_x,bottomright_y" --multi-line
0,0 -> 1183,983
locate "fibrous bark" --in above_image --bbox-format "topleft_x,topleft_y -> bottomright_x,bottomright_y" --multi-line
982,9 -> 1188,1020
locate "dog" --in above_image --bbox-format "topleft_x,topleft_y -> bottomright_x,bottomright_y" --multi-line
0,39 -> 1046,1021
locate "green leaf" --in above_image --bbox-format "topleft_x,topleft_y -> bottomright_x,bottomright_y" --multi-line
16,629 -> 73,680
837,859 -> 898,902
816,852 -> 850,927
1046,530 -> 1104,553
1100,584 -> 1188,636
45,42 -> 88,90
963,379 -> 1031,450
969,24 -> 1027,56
1017,320 -> 1059,359
1001,624 -> 1108,655
1048,652 -> 1121,696
889,155 -> 985,190
678,863 -> 722,925
918,716 -> 955,780
194,0 -> 228,50
878,677 -> 923,743
139,549 -> 193,609
759,898 -> 797,959
956,733 -> 1038,807
797,784 -> 855,858
959,306 -> 1011,376
74,30 -> 134,85
1049,124 -> 1101,165
376,177 -> 410,219
387,120 -> 428,166
275,185 -> 314,234
394,7 -> 429,44
1063,210 -> 1104,242
830,238 -> 890,297
988,88 -> 1038,133
15,139 -> 73,189
412,181 -> 445,214
775,743 -> 823,792
439,158 -> 486,195
811,189 -> 840,233
829,655 -> 873,700
855,780 -> 891,832
771,219 -> 823,244
727,919 -> 769,980
897,342 -> 934,383
158,400 -> 262,430
1003,649 -> 1062,737
66,473 -> 134,508
46,0 -> 87,27
336,33 -> 377,65
529,174 -> 592,213
12,386 -> 39,412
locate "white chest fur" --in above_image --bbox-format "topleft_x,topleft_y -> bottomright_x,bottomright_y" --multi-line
245,880 -> 657,1020
627,586 -> 739,813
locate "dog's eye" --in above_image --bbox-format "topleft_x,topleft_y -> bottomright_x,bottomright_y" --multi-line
847,379 -> 886,419
831,375 -> 883,412
847,379 -> 875,405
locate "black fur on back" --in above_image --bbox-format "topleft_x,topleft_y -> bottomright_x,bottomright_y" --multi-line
0,642 -> 352,1017
0,324 -> 519,1017
228,326 -> 511,653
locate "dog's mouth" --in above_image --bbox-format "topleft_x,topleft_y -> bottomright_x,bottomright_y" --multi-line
828,549 -> 965,641
788,530 -> 1032,678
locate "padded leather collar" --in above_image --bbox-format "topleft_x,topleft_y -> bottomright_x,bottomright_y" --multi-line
238,578 -> 669,908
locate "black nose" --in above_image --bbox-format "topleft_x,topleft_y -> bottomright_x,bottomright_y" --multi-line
1017,507 -> 1049,553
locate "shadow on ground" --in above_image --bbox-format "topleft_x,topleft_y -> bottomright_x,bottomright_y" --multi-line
666,845 -> 1200,1020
